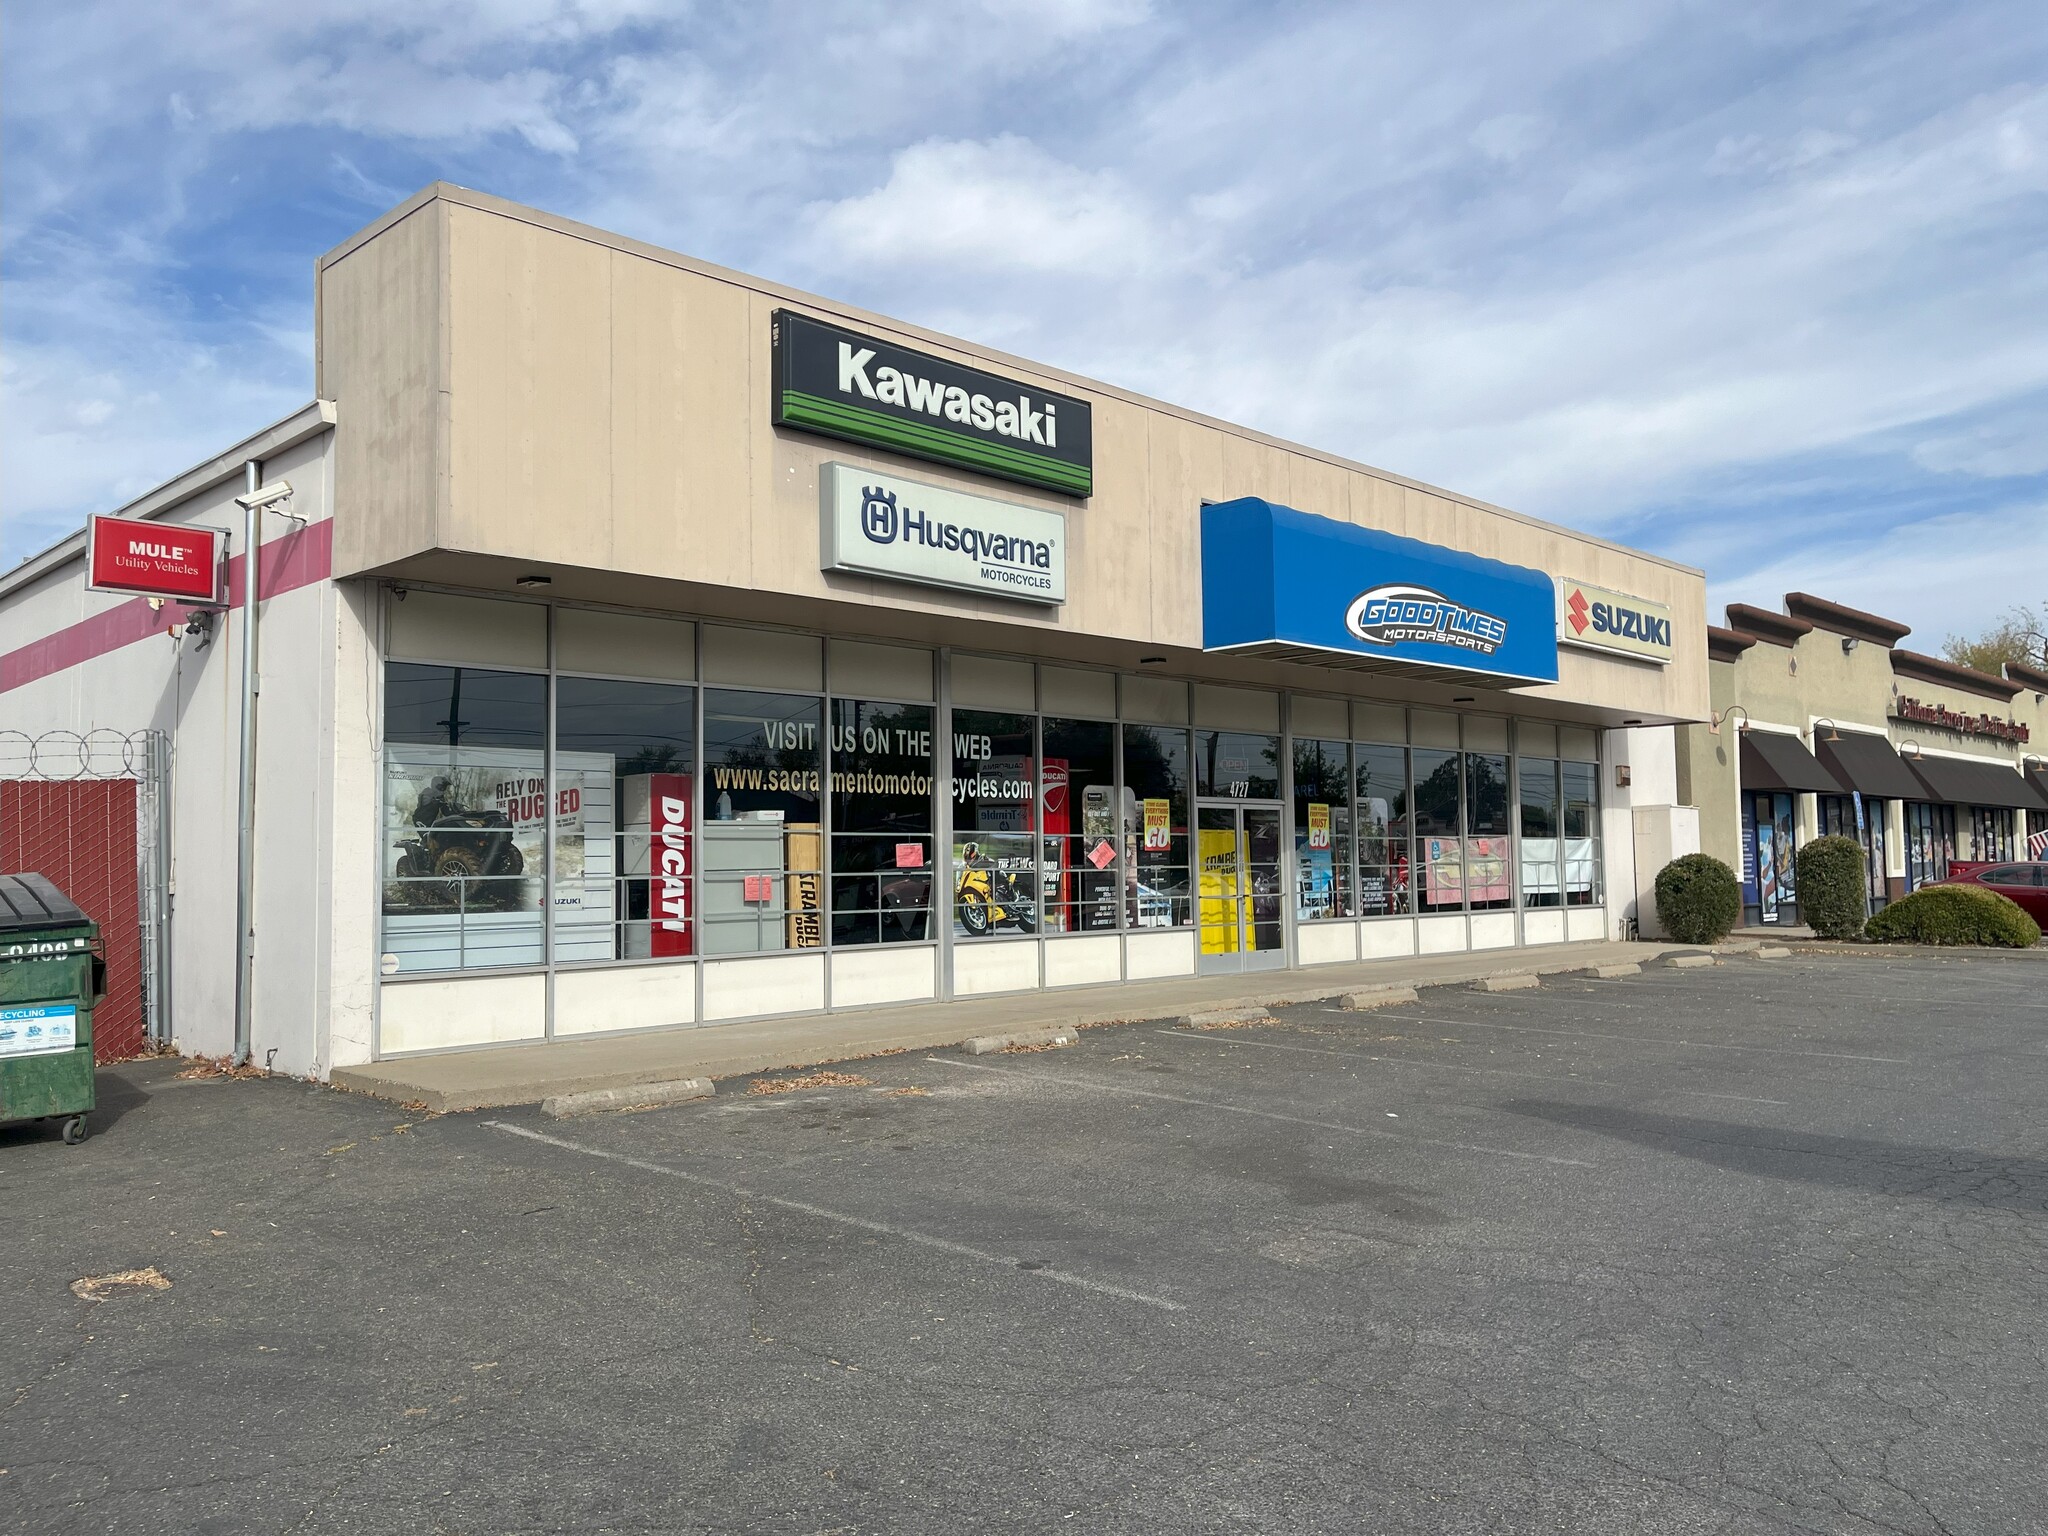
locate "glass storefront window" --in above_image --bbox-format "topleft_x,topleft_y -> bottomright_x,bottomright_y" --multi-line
1465,751 -> 1512,911
1519,757 -> 1561,908
1562,760 -> 1602,906
1411,748 -> 1463,911
1905,802 -> 1954,889
381,663 -> 548,973
1354,743 -> 1410,916
1042,718 -> 1118,933
1195,730 -> 1281,800
1971,806 -> 2015,862
1292,739 -> 1353,920
1123,724 -> 1191,928
829,699 -> 935,945
701,689 -> 823,954
553,677 -> 697,963
951,710 -> 1039,939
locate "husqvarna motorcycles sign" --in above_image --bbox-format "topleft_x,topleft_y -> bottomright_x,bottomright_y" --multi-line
820,464 -> 1067,605
775,310 -> 1093,497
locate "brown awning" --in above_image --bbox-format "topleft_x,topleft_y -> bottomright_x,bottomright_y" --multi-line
1740,730 -> 1844,794
1904,753 -> 2048,811
1813,730 -> 1923,800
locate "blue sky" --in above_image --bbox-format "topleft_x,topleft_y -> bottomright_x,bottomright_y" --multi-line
4,0 -> 2044,646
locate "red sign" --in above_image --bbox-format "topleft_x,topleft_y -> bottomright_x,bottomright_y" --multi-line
87,515 -> 222,603
650,772 -> 693,957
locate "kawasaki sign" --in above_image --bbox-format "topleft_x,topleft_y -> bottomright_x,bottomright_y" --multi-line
820,463 -> 1066,604
774,310 -> 1093,497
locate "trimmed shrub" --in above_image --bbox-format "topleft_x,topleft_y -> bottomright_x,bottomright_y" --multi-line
1865,884 -> 2041,948
1795,835 -> 1869,939
1655,853 -> 1743,944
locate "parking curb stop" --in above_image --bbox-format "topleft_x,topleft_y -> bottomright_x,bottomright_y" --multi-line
1470,973 -> 1541,992
541,1077 -> 713,1118
960,1026 -> 1076,1055
1341,986 -> 1418,1010
1178,1006 -> 1274,1029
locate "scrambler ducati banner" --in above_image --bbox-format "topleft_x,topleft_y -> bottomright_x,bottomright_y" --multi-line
774,310 -> 1093,497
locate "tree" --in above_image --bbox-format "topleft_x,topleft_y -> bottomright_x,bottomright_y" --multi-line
1942,602 -> 2045,675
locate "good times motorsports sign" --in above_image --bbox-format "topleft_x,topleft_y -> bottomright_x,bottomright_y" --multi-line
820,464 -> 1067,605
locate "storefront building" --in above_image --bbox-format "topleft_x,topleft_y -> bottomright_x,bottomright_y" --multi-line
0,185 -> 1707,1076
1675,593 -> 2048,927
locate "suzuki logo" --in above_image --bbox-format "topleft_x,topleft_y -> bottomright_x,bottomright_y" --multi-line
1566,588 -> 1590,635
860,485 -> 899,543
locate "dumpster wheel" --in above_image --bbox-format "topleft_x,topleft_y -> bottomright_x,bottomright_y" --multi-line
61,1115 -> 89,1146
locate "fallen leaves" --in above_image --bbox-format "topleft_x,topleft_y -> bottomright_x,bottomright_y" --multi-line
745,1071 -> 874,1096
884,1086 -> 930,1097
71,1267 -> 171,1302
173,1055 -> 269,1080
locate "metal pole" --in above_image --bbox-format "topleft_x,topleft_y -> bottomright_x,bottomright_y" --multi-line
232,460 -> 261,1065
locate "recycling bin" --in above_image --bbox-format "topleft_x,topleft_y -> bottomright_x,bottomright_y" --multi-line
0,873 -> 106,1146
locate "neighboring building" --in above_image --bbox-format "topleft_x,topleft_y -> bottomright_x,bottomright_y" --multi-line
1675,592 -> 2048,927
0,184 -> 1707,1077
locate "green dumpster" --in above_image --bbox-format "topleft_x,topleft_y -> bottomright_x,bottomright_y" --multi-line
0,873 -> 106,1146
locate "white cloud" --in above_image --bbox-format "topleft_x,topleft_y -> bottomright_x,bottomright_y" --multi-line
807,136 -> 1168,278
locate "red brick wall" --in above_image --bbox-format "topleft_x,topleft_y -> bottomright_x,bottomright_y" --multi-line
2,780 -> 145,1062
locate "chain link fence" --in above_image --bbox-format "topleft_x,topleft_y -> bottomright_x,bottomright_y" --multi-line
0,729 -> 172,1057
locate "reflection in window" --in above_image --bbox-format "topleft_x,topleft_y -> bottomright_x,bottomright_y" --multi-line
1042,718 -> 1118,933
1293,739 -> 1353,919
381,663 -> 548,973
830,699 -> 935,945
1123,724 -> 1191,928
553,677 -> 697,962
1519,758 -> 1562,908
951,710 -> 1038,939
1464,751 -> 1512,911
1562,759 -> 1602,906
1355,743 -> 1411,916
1195,730 -> 1280,799
1411,748 -> 1463,910
702,689 -> 823,954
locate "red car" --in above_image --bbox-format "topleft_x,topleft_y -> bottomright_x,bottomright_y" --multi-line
1931,861 -> 2048,924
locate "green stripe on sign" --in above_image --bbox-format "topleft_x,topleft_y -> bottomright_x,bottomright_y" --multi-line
780,391 -> 1092,495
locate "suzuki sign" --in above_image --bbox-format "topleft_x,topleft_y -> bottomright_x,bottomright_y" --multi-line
87,515 -> 223,603
820,463 -> 1067,605
1556,578 -> 1674,665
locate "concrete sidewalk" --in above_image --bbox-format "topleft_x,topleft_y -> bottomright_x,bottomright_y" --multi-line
332,939 -> 1697,1111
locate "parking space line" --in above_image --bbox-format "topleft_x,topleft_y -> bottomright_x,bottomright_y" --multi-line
1380,1014 -> 1909,1064
930,1057 -> 1597,1168
1152,1029 -> 1791,1105
484,1120 -> 1187,1314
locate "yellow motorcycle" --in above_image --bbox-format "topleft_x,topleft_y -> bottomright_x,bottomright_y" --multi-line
955,844 -> 1037,936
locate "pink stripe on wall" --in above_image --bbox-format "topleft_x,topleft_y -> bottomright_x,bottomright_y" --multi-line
2,518 -> 335,695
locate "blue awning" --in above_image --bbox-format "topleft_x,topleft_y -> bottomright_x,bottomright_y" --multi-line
1200,498 -> 1560,686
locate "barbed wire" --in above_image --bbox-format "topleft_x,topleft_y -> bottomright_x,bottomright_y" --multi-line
0,729 -> 164,780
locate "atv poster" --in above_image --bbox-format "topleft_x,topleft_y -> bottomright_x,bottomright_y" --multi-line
382,746 -> 615,972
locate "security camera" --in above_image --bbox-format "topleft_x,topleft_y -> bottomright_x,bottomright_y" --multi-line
235,481 -> 295,512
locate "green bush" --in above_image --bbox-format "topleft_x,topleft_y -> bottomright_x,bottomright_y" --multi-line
1654,853 -> 1743,944
1795,835 -> 1869,939
1865,884 -> 2042,948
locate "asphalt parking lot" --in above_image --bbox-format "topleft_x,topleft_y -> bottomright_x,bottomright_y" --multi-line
4,953 -> 2046,1535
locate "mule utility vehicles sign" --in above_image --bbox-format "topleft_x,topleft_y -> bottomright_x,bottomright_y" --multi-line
87,515 -> 222,604
774,310 -> 1093,497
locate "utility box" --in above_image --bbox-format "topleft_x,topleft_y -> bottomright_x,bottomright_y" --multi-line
0,873 -> 106,1145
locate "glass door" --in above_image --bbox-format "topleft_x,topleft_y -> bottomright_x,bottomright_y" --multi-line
1197,804 -> 1288,974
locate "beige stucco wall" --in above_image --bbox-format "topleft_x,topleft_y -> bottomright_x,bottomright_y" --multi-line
316,185 -> 1707,729
1674,619 -> 2046,883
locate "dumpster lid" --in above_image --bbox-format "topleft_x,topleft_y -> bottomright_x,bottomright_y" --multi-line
0,874 -> 90,932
